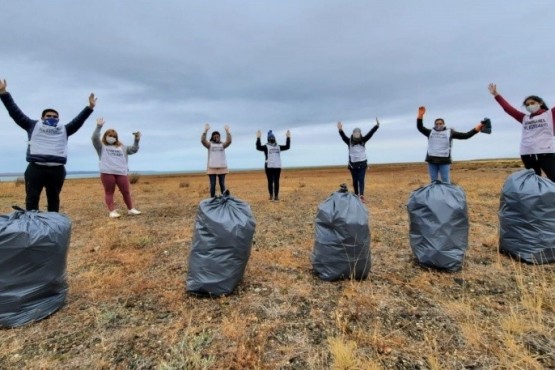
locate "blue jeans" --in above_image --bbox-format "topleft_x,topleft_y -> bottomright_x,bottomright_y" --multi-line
428,163 -> 450,183
208,174 -> 226,197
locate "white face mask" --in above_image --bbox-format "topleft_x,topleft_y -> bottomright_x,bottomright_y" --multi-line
525,103 -> 541,114
106,137 -> 117,144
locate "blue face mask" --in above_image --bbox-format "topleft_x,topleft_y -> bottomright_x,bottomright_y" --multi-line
43,118 -> 59,127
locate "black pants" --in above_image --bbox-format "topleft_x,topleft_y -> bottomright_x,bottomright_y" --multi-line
521,154 -> 555,182
265,167 -> 281,199
24,163 -> 66,212
349,166 -> 367,195
208,174 -> 226,197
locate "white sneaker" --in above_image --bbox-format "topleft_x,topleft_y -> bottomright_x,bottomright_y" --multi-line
109,210 -> 121,218
128,208 -> 142,215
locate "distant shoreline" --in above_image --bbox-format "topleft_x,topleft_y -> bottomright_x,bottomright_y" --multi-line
0,158 -> 521,181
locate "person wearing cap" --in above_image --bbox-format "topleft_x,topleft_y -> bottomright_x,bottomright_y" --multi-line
337,119 -> 380,202
92,118 -> 142,218
201,123 -> 232,197
488,83 -> 555,181
0,78 -> 96,212
256,129 -> 291,201
417,106 -> 484,184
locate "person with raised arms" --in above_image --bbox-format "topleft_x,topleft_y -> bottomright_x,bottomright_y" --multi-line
337,119 -> 380,203
0,78 -> 96,212
256,129 -> 291,201
488,83 -> 555,181
417,106 -> 483,184
92,118 -> 142,218
201,123 -> 231,198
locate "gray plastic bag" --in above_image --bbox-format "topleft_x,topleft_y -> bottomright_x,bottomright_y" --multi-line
311,185 -> 371,281
186,194 -> 256,296
407,182 -> 468,271
499,169 -> 555,264
0,207 -> 72,328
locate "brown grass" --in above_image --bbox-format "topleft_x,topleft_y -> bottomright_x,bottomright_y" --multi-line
0,159 -> 554,369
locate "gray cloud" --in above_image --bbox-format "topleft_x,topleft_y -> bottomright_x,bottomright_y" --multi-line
1,1 -> 554,175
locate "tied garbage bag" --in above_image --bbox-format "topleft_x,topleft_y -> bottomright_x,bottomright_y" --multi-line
311,184 -> 371,281
0,207 -> 72,328
407,182 -> 469,271
499,169 -> 555,264
187,193 -> 256,296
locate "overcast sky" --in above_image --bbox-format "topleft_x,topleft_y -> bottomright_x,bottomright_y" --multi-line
0,1 -> 554,174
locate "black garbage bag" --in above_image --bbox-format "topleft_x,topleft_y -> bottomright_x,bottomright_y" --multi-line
481,117 -> 492,134
186,193 -> 256,296
407,182 -> 469,271
499,169 -> 555,264
311,184 -> 371,281
0,207 -> 72,328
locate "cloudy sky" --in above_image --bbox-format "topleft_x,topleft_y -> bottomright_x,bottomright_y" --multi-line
0,1 -> 554,174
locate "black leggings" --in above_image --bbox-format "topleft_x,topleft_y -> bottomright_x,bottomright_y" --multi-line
24,163 -> 66,212
349,166 -> 367,195
521,153 -> 555,181
265,167 -> 281,198
208,174 -> 226,197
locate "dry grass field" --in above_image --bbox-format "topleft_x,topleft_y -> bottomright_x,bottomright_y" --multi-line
0,160 -> 554,369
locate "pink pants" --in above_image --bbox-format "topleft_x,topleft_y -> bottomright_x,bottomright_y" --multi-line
100,173 -> 133,211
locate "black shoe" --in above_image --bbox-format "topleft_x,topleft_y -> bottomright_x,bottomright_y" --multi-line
223,189 -> 230,196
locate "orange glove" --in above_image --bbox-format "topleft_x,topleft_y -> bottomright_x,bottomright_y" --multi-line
417,106 -> 426,119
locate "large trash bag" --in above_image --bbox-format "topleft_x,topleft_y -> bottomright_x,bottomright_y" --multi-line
186,193 -> 256,296
499,169 -> 555,264
311,184 -> 371,281
0,207 -> 72,328
407,182 -> 469,271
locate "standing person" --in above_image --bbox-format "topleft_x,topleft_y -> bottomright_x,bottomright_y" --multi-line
417,106 -> 483,184
0,78 -> 96,212
337,119 -> 380,203
201,123 -> 231,197
256,129 -> 291,201
488,83 -> 555,181
92,118 -> 142,218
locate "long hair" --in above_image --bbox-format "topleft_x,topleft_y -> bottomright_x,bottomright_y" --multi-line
102,128 -> 123,147
522,95 -> 549,110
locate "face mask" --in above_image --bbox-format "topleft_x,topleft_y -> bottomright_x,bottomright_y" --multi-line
526,103 -> 540,114
106,137 -> 117,144
268,138 -> 276,144
352,133 -> 361,139
434,124 -> 445,131
43,118 -> 59,127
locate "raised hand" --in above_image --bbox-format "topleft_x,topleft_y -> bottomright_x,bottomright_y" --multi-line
204,123 -> 210,132
224,124 -> 230,132
133,131 -> 142,140
0,79 -> 7,93
89,93 -> 97,108
488,83 -> 498,96
375,117 -> 380,127
256,130 -> 261,138
475,123 -> 484,132
337,121 -> 343,130
96,117 -> 105,127
286,130 -> 291,138
418,106 -> 426,118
